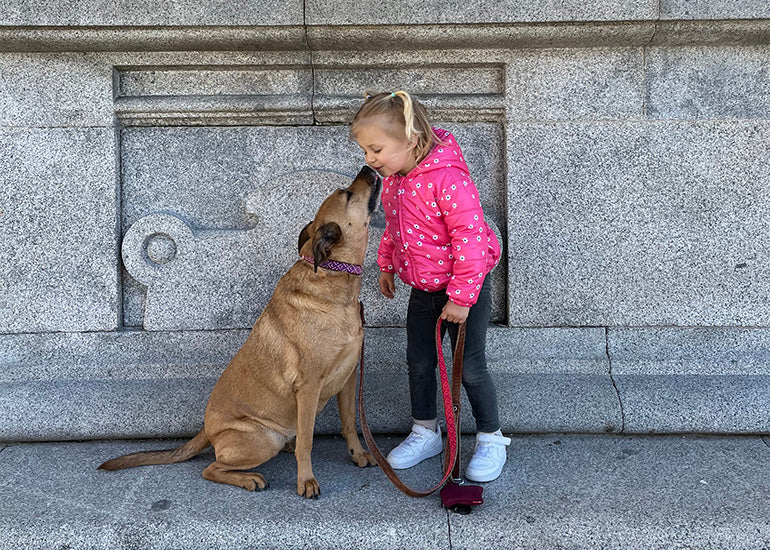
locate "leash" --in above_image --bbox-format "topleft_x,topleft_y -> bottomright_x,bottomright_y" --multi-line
357,303 -> 467,498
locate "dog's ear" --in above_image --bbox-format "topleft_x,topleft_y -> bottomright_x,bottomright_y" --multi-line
312,222 -> 342,272
298,222 -> 313,254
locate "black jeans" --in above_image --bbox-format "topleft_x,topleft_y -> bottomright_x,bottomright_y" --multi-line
406,277 -> 500,433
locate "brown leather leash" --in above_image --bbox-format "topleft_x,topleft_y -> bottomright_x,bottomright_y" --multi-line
357,302 -> 466,498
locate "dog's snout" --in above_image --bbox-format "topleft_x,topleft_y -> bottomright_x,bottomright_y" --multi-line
358,166 -> 382,215
357,165 -> 381,187
351,166 -> 382,215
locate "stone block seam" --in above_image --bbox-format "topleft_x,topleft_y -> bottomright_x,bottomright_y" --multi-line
606,327 -> 626,433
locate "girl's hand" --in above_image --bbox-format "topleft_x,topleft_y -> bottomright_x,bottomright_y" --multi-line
379,272 -> 395,299
441,301 -> 469,324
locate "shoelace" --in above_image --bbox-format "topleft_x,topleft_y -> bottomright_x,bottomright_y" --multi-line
472,441 -> 497,462
402,430 -> 428,449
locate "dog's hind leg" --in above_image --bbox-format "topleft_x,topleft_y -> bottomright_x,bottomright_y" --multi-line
202,428 -> 282,491
282,437 -> 296,453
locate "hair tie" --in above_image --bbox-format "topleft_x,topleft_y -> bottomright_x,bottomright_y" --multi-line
391,92 -> 396,97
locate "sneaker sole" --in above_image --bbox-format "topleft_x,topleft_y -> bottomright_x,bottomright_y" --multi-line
465,464 -> 504,482
386,444 -> 443,470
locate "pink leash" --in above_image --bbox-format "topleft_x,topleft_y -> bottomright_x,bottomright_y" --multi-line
357,310 -> 465,498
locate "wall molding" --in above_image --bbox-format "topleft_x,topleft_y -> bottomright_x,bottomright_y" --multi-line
1,20 -> 770,54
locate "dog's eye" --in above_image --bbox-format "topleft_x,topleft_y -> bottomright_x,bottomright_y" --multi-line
345,190 -> 353,202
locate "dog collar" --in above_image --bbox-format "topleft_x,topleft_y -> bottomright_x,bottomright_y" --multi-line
302,256 -> 363,276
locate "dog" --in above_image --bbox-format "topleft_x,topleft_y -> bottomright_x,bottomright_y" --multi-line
99,166 -> 381,498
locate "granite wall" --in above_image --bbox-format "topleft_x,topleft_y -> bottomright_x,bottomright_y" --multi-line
1,1 -> 769,440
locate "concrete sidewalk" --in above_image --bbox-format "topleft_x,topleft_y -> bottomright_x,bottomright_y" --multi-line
0,433 -> 768,549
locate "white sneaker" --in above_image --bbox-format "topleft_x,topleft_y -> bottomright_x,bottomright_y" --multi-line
465,432 -> 511,482
386,423 -> 443,469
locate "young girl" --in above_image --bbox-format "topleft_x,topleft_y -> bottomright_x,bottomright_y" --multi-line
351,90 -> 510,482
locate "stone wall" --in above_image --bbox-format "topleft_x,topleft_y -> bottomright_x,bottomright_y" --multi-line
1,1 -> 769,440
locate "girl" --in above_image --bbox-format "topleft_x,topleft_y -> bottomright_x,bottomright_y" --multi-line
351,90 -> 510,482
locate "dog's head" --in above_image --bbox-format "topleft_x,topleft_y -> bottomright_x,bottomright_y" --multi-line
297,166 -> 382,271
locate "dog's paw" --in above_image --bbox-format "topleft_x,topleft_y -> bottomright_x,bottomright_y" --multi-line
351,450 -> 376,468
297,478 -> 321,499
245,474 -> 270,492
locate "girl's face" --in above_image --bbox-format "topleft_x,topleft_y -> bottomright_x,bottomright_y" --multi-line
354,117 -> 417,178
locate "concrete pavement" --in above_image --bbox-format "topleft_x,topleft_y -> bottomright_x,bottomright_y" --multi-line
0,433 -> 768,549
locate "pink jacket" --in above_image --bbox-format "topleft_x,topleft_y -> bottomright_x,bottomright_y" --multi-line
377,128 -> 501,307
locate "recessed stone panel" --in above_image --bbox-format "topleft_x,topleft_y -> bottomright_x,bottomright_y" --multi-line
120,123 -> 507,329
118,66 -> 311,98
312,56 -> 506,123
114,62 -> 314,125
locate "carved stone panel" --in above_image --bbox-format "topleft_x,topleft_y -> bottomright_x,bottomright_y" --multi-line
120,123 -> 507,329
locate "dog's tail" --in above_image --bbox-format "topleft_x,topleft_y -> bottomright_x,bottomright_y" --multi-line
98,429 -> 210,471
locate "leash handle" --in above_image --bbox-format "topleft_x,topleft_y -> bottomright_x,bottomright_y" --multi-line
357,306 -> 466,498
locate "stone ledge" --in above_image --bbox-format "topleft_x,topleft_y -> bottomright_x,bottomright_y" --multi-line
0,326 -> 608,382
0,27 -> 307,53
616,374 -> 770,434
611,327 -> 770,434
609,327 -> 770,376
2,20 -> 770,53
2,326 -> 769,440
0,326 -> 616,440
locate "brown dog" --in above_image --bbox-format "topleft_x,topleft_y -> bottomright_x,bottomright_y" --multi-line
99,166 -> 381,498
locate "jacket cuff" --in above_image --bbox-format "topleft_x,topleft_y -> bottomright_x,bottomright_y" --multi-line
447,295 -> 475,308
377,258 -> 396,273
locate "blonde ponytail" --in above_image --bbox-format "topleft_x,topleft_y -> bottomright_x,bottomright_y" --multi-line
393,90 -> 416,142
351,90 -> 440,164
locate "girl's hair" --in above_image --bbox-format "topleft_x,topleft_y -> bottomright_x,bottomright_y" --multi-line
351,90 -> 440,163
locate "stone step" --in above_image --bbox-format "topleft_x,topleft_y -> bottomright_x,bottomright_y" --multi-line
1,327 -> 769,441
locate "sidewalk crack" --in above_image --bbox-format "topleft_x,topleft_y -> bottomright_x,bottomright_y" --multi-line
606,327 -> 626,432
761,436 -> 770,450
446,508 -> 453,549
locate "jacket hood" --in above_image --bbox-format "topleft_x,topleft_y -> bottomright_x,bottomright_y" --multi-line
405,128 -> 470,179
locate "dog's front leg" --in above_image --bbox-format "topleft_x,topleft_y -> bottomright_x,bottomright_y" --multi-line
294,383 -> 322,498
337,368 -> 375,467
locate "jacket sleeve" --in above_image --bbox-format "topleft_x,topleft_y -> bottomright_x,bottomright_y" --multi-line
437,174 -> 489,307
377,227 -> 397,273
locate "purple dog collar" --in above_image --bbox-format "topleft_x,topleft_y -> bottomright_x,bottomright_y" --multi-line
302,255 -> 363,276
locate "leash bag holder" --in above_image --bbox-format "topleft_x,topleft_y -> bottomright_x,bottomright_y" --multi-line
357,314 -> 483,513
436,321 -> 483,515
